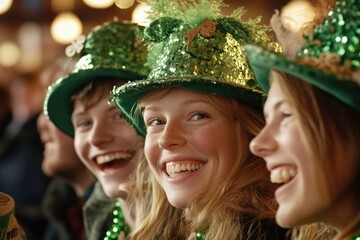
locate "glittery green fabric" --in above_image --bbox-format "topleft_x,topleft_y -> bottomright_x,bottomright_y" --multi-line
110,0 -> 281,136
297,0 -> 359,69
297,0 -> 360,73
44,21 -> 150,137
73,22 -> 149,77
244,0 -> 360,111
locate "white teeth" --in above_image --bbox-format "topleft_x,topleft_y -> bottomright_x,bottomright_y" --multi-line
166,163 -> 203,177
96,152 -> 132,164
270,167 -> 297,184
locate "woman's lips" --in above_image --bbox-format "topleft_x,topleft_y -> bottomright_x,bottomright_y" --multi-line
166,161 -> 204,177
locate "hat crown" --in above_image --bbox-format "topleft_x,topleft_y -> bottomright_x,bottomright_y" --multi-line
296,0 -> 360,80
66,21 -> 150,77
142,13 -> 280,95
109,0 -> 281,136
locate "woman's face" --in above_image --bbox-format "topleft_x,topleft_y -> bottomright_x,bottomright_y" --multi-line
142,88 -> 237,208
72,84 -> 143,198
250,79 -> 358,230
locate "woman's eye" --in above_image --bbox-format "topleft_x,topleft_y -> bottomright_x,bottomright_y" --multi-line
281,112 -> 292,118
191,112 -> 208,120
280,111 -> 293,126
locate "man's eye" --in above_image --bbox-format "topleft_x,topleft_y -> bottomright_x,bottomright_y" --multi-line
147,118 -> 165,127
80,120 -> 92,127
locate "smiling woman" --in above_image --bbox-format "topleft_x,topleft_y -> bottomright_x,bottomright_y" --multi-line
245,0 -> 360,238
141,88 -> 238,209
110,0 -> 289,239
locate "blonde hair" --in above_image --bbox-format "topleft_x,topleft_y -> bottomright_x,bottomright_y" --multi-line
272,71 -> 360,239
127,87 -> 286,239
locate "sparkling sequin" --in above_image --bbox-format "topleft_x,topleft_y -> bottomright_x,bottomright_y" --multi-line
104,202 -> 129,240
74,22 -> 149,76
196,232 -> 205,240
43,20 -> 150,137
244,0 -> 360,112
296,0 -> 360,80
111,18 -> 280,98
110,1 -> 280,136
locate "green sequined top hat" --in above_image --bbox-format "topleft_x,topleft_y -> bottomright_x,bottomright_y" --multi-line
110,0 -> 280,136
244,0 -> 360,111
44,20 -> 150,137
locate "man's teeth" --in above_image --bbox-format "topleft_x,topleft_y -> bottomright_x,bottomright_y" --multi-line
166,163 -> 203,177
96,152 -> 132,164
270,167 -> 297,184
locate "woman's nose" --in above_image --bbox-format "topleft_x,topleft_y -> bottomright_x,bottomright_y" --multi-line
157,121 -> 186,151
249,126 -> 277,157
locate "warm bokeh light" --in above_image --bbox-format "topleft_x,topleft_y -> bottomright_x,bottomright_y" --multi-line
51,0 -> 75,12
18,23 -> 42,72
131,2 -> 150,26
0,41 -> 21,67
115,0 -> 134,9
83,0 -> 114,9
50,12 -> 83,44
281,0 -> 315,32
0,0 -> 12,15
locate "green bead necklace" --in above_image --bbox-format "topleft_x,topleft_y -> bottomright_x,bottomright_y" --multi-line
104,201 -> 130,240
352,235 -> 360,240
195,232 -> 205,240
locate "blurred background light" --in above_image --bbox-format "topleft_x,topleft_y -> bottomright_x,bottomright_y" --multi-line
51,0 -> 75,12
131,2 -> 150,26
18,22 -> 42,72
0,0 -> 13,15
281,0 -> 315,32
50,12 -> 83,44
0,41 -> 20,67
83,0 -> 114,9
115,0 -> 134,9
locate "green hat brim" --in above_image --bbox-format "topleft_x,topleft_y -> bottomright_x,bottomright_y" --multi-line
112,76 -> 265,137
46,68 -> 145,137
244,45 -> 360,111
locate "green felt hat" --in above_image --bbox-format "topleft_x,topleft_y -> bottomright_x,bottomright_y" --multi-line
110,0 -> 281,136
244,0 -> 360,111
44,20 -> 150,137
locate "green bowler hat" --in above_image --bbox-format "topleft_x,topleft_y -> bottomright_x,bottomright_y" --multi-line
110,0 -> 281,136
44,20 -> 150,137
244,0 -> 360,111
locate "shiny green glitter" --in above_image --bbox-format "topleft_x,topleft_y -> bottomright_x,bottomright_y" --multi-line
104,201 -> 129,240
297,0 -> 360,70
